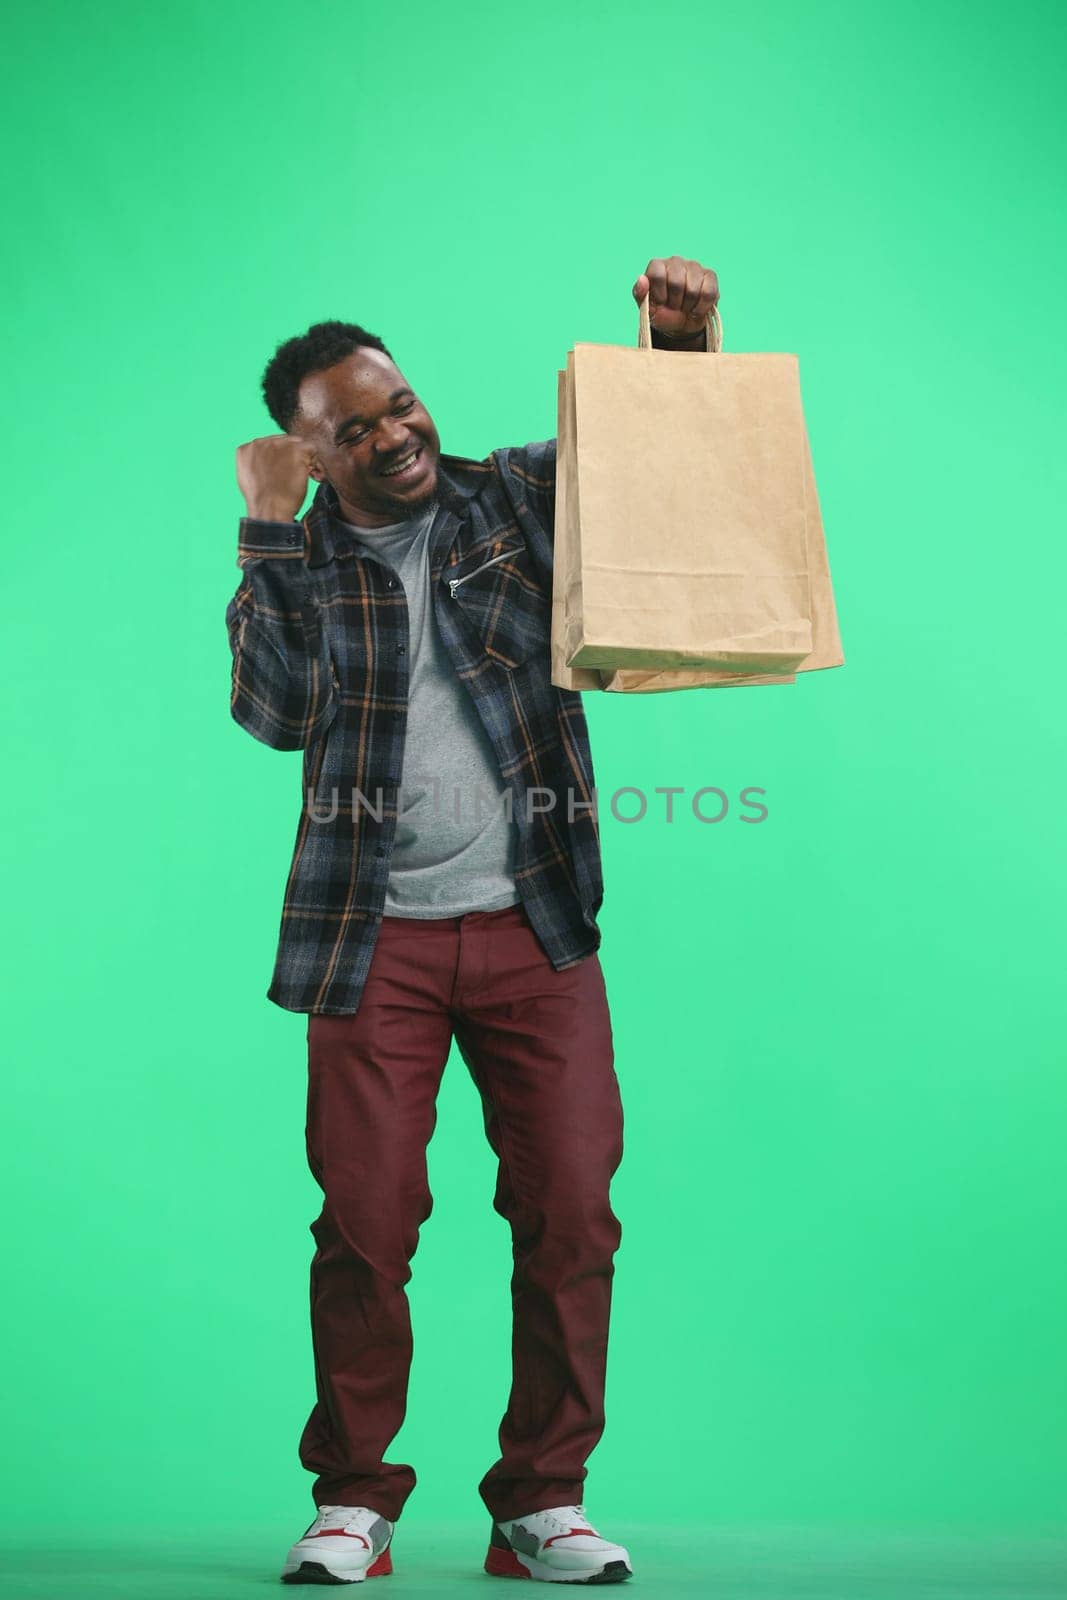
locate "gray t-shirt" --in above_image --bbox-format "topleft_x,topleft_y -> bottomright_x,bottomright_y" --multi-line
337,503 -> 521,919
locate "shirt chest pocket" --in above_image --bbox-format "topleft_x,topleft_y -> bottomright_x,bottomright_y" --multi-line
443,536 -> 549,670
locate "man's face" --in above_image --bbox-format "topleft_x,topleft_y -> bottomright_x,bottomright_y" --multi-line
295,348 -> 441,527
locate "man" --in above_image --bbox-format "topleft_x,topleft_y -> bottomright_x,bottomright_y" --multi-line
226,256 -> 719,1586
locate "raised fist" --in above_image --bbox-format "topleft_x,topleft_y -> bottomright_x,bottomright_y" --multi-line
236,434 -> 318,522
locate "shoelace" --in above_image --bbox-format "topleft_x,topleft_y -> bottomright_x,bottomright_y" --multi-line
313,1506 -> 386,1534
531,1504 -> 596,1536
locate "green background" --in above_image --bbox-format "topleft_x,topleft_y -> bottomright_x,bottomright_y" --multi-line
4,0 -> 1066,1592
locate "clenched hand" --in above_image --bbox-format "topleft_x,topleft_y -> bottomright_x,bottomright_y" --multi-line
236,434 -> 319,522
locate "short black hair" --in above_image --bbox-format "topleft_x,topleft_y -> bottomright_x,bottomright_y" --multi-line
261,319 -> 394,432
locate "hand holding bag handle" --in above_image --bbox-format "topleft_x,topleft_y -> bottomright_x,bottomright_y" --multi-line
637,291 -> 724,352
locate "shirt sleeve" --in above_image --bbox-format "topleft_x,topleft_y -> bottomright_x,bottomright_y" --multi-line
235,517 -> 308,564
503,438 -> 557,540
224,518 -> 340,751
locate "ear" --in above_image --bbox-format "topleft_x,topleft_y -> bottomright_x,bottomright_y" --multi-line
290,425 -> 326,483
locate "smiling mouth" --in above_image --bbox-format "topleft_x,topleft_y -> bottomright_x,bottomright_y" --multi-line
378,447 -> 426,481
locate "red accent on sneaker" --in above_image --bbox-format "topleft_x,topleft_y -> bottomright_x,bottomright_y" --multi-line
367,1549 -> 393,1577
313,1530 -> 370,1546
485,1544 -> 532,1578
543,1529 -> 594,1548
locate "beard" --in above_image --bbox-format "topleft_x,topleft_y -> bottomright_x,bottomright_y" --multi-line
394,478 -> 438,512
377,461 -> 439,516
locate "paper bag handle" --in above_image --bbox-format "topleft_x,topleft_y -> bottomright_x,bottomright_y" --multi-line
637,291 -> 723,353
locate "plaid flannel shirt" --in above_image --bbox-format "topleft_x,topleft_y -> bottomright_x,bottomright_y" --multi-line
225,440 -> 604,1014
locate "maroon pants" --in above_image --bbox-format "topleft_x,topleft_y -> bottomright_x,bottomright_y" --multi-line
300,901 -> 624,1524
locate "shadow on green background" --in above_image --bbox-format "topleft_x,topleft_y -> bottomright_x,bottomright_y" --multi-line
3,1524 -> 1067,1598
2,0 -> 1064,1590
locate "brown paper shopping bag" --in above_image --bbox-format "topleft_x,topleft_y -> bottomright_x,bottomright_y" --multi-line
596,398 -> 843,692
550,298 -> 843,694
551,358 -> 780,691
556,296 -> 812,677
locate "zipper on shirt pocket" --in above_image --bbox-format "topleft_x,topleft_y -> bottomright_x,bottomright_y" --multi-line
447,546 -> 515,599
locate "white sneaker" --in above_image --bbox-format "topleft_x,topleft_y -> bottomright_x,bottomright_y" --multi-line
281,1505 -> 395,1584
486,1503 -> 633,1583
